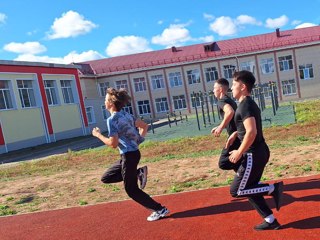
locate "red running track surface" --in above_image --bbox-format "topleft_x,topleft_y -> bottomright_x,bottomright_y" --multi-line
0,174 -> 319,240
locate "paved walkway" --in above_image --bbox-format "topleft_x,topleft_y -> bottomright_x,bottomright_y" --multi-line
1,174 -> 319,240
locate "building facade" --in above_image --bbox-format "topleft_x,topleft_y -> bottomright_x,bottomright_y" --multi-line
78,26 -> 320,132
0,60 -> 88,154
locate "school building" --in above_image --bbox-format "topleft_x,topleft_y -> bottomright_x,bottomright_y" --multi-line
78,26 -> 320,132
1,26 -> 319,153
0,61 -> 89,154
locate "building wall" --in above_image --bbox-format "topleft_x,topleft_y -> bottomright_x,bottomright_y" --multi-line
80,43 -> 320,122
0,62 -> 89,153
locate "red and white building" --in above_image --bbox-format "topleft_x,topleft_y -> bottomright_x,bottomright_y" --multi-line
0,61 -> 88,154
78,26 -> 320,132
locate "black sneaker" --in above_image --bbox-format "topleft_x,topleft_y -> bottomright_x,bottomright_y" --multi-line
254,219 -> 281,231
272,181 -> 284,211
138,166 -> 148,189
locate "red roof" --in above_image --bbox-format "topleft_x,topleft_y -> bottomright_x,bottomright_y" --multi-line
79,26 -> 320,76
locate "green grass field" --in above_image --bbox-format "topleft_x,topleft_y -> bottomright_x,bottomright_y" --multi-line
146,104 -> 296,142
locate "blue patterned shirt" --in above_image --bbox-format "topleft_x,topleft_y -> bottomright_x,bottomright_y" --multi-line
107,111 -> 145,154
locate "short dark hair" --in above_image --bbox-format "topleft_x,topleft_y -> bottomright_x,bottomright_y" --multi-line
232,70 -> 256,92
216,78 -> 229,91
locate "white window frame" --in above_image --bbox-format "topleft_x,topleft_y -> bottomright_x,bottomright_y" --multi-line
137,100 -> 151,115
281,79 -> 297,96
101,105 -> 109,120
151,74 -> 165,90
187,69 -> 201,85
115,80 -> 128,90
169,72 -> 183,87
241,61 -> 255,74
204,66 -> 219,82
191,93 -> 202,108
17,80 -> 36,108
155,97 -> 169,113
173,95 -> 187,110
299,64 -> 314,80
60,80 -> 75,104
99,82 -> 109,96
262,86 -> 271,99
123,102 -> 133,115
223,65 -> 236,79
0,80 -> 14,110
134,77 -> 147,92
85,106 -> 96,124
260,58 -> 274,74
278,55 -> 293,71
44,80 -> 58,106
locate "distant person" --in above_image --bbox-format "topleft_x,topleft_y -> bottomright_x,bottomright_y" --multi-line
211,78 -> 241,172
92,87 -> 169,221
227,70 -> 283,230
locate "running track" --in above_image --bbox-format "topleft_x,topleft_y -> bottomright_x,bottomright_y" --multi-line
1,175 -> 319,240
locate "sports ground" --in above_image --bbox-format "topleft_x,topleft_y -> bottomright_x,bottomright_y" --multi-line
1,174 -> 319,240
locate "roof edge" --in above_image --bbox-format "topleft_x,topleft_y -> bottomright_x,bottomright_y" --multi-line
0,60 -> 79,69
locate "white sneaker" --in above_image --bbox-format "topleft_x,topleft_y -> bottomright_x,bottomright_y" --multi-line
138,166 -> 148,190
147,207 -> 169,221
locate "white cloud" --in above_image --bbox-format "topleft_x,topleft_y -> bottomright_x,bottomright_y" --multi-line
197,35 -> 214,43
106,36 -> 152,57
295,23 -> 317,29
64,50 -> 104,63
151,24 -> 192,46
265,15 -> 289,29
47,10 -> 98,39
203,13 -> 215,21
3,42 -> 47,54
157,20 -> 164,25
236,15 -> 262,26
0,13 -> 7,24
13,50 -> 103,64
291,20 -> 302,26
209,16 -> 237,36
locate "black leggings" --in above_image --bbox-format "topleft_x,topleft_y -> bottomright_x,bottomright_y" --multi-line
230,143 -> 273,218
101,150 -> 163,211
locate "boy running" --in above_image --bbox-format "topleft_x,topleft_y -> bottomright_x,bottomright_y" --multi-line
227,70 -> 283,230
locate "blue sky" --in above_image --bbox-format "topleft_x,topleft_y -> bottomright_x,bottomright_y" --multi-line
0,0 -> 319,64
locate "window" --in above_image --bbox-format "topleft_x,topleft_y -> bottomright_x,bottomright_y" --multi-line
282,79 -> 296,96
151,74 -> 165,89
137,100 -> 150,115
223,65 -> 236,79
187,69 -> 201,84
204,66 -> 219,82
252,85 -> 271,99
278,55 -> 293,71
261,86 -> 271,99
123,102 -> 133,115
299,64 -> 314,80
17,80 -> 36,108
99,82 -> 109,96
44,80 -> 58,105
155,97 -> 169,113
115,80 -> 128,90
0,80 -> 13,110
134,77 -> 146,92
241,61 -> 255,74
173,95 -> 186,110
85,106 -> 95,124
260,58 -> 274,74
191,93 -> 202,108
169,72 -> 183,87
60,80 -> 74,104
101,105 -> 109,120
